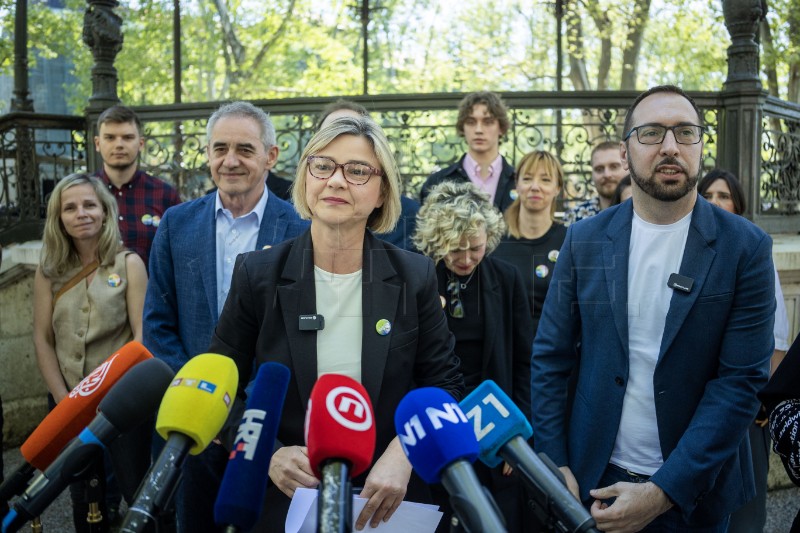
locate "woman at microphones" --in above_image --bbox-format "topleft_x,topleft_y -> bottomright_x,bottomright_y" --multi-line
412,181 -> 534,532
209,116 -> 464,532
32,173 -> 148,531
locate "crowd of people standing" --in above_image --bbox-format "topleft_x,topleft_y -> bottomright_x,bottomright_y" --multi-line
11,86 -> 800,533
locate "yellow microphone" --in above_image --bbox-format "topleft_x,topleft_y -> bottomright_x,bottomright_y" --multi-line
156,353 -> 239,454
122,353 -> 239,532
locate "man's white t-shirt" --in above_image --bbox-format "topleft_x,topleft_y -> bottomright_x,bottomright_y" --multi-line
610,210 -> 692,475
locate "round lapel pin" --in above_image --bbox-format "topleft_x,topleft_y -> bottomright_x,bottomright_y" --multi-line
375,319 -> 391,336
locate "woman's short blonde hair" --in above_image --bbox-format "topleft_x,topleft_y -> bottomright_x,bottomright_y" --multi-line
292,116 -> 401,234
413,181 -> 506,264
41,173 -> 122,278
505,151 -> 564,238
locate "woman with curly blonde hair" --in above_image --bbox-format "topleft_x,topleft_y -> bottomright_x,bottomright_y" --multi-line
413,180 -> 534,533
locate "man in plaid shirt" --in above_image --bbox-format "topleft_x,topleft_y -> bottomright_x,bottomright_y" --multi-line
94,105 -> 181,268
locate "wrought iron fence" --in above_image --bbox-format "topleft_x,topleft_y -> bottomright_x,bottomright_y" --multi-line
761,97 -> 800,217
5,91 -> 800,244
127,92 -> 722,207
0,112 -> 87,243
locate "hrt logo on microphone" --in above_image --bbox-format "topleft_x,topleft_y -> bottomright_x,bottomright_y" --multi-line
69,354 -> 119,398
462,392 -> 509,441
398,402 -> 468,449
230,408 -> 267,461
326,386 -> 373,431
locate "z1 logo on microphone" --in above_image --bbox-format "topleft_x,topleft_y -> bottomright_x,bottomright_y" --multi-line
230,409 -> 267,461
326,386 -> 373,431
463,393 -> 509,441
69,354 -> 119,398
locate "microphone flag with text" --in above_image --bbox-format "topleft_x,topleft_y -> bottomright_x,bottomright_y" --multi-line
459,380 -> 600,533
305,374 -> 376,533
0,341 -> 152,508
214,362 -> 291,533
121,353 -> 238,533
1,358 -> 174,533
394,387 -> 507,533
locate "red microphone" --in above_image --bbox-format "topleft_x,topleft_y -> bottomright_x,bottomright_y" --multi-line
1,341 -> 152,507
305,374 -> 376,533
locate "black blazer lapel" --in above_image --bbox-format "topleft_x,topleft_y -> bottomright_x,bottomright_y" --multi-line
360,233 -> 401,405
277,231 -> 319,405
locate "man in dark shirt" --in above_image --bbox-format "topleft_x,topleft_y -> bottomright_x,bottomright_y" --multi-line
420,91 -> 516,212
94,105 -> 182,267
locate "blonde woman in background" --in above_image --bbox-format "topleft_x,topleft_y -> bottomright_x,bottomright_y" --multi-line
493,151 -> 566,333
32,173 -> 147,532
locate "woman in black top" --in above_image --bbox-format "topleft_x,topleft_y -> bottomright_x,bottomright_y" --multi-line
493,151 -> 566,332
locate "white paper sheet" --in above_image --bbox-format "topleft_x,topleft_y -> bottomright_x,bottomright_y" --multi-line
285,487 -> 443,533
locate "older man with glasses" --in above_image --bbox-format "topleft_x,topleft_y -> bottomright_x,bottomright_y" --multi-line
531,85 -> 775,531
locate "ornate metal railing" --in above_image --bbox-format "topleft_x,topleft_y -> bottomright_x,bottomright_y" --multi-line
761,96 -> 800,229
122,91 -> 722,204
0,112 -> 87,243
5,90 -> 800,243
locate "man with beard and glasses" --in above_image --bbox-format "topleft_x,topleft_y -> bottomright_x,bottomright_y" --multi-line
563,141 -> 627,225
531,85 -> 775,531
94,105 -> 181,268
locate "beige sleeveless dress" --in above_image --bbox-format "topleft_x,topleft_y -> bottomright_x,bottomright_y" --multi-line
50,251 -> 134,389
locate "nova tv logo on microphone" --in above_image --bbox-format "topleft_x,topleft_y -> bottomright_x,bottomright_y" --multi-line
326,386 -> 373,431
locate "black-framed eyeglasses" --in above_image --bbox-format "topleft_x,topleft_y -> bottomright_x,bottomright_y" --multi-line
307,156 -> 383,186
623,124 -> 705,145
446,278 -> 464,319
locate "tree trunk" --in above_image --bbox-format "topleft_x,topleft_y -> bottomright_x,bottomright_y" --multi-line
620,0 -> 651,90
565,5 -> 590,91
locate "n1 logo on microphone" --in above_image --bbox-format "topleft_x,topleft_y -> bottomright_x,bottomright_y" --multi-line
399,402 -> 468,449
463,392 -> 509,441
69,354 -> 119,398
230,408 -> 266,461
326,386 -> 373,431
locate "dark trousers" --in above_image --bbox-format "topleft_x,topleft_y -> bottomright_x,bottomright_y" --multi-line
597,463 -> 730,532
172,440 -> 228,533
728,422 -> 768,533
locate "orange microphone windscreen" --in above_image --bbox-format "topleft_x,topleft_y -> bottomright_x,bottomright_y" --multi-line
20,341 -> 153,470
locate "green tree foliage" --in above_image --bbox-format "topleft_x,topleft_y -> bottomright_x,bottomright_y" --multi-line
1,0 -> 798,111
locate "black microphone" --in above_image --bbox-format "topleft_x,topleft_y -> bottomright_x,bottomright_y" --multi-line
460,381 -> 600,533
2,359 -> 175,533
121,353 -> 238,533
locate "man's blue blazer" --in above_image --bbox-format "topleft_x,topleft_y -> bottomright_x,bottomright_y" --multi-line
143,191 -> 309,371
531,196 -> 775,524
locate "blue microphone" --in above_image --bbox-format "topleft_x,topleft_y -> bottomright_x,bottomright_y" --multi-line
395,387 -> 507,533
214,362 -> 291,533
460,381 -> 599,533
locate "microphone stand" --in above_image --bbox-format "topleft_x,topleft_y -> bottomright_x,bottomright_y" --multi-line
316,459 -> 351,533
84,456 -> 106,533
